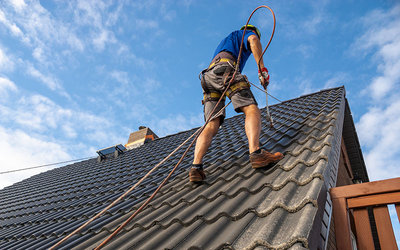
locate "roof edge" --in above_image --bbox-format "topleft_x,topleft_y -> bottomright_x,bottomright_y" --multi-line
278,86 -> 345,106
342,98 -> 369,182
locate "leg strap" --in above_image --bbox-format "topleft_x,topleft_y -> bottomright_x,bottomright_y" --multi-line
225,81 -> 250,98
202,92 -> 225,104
202,81 -> 250,104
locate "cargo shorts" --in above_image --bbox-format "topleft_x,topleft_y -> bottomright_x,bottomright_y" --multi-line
201,63 -> 258,124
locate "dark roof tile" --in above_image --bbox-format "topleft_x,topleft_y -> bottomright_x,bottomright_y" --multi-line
0,87 -> 364,249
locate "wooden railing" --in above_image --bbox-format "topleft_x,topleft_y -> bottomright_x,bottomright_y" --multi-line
330,177 -> 400,249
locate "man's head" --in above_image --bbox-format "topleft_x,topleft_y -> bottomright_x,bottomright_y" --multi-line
240,24 -> 261,39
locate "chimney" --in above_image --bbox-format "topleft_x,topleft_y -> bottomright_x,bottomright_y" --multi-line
125,126 -> 158,150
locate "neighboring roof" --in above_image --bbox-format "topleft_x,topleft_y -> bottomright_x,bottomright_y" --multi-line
0,86 -> 366,249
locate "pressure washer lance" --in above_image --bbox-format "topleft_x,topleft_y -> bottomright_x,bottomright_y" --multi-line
265,86 -> 274,128
258,74 -> 274,128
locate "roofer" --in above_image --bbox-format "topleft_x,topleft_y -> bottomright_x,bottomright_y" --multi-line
190,24 -> 284,183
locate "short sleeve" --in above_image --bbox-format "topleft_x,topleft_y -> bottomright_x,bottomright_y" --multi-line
243,30 -> 255,52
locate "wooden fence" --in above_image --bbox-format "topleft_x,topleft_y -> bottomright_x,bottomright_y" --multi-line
330,177 -> 400,249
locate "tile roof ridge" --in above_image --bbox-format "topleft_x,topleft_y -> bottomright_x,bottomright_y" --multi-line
278,86 -> 345,106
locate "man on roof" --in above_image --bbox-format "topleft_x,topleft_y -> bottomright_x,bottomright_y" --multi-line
190,25 -> 284,183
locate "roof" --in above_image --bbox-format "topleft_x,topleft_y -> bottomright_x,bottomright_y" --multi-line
0,86 -> 366,249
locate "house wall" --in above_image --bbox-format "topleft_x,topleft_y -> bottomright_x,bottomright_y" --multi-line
326,137 -> 355,250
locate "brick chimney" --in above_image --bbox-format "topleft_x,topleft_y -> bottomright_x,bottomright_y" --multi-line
125,126 -> 158,150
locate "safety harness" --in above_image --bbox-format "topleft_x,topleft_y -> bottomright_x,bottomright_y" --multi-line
201,53 -> 251,104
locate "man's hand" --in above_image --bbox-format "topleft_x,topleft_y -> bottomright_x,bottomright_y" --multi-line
258,67 -> 270,89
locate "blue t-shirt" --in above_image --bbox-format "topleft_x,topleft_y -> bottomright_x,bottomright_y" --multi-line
213,30 -> 255,72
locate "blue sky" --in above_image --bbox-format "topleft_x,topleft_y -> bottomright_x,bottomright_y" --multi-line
0,0 -> 399,191
0,0 -> 399,243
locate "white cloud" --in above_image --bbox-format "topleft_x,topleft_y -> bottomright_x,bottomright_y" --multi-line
1,0 -> 84,53
276,0 -> 330,39
355,5 -> 400,181
73,0 -> 119,51
352,5 -> 400,101
303,14 -> 324,35
62,123 -> 77,138
135,19 -> 159,29
110,70 -> 129,84
0,46 -> 15,72
32,47 -> 45,63
0,92 -> 123,144
0,125 -> 70,189
298,78 -> 315,95
75,0 -> 107,28
358,101 -> 400,180
0,83 -> 132,188
368,75 -> 395,100
0,9 -> 28,43
180,0 -> 194,9
26,64 -> 64,92
160,3 -> 176,21
9,0 -> 27,12
151,113 -> 203,137
143,78 -> 161,93
296,44 -> 314,59
302,0 -> 330,35
323,73 -> 348,89
93,29 -> 116,51
0,76 -> 18,99
105,1 -> 124,26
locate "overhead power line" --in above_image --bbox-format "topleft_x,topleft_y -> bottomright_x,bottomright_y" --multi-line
0,157 -> 93,175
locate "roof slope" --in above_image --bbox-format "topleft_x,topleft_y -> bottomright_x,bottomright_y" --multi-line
0,87 -> 346,249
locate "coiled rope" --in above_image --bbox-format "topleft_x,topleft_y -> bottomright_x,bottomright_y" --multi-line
50,5 -> 277,249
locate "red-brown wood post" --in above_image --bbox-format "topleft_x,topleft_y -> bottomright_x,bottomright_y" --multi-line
332,197 -> 353,249
353,208 -> 374,250
373,205 -> 397,249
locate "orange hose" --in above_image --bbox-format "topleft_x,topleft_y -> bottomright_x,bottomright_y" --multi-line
237,5 -> 276,73
50,5 -> 276,250
94,5 -> 276,249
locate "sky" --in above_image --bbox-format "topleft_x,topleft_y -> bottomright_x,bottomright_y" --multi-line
0,0 -> 399,244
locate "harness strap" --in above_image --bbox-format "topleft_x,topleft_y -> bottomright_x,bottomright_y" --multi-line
208,51 -> 236,70
226,81 -> 250,98
203,92 -> 226,103
208,58 -> 236,69
202,81 -> 250,104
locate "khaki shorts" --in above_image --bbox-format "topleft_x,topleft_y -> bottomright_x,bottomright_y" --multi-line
201,63 -> 258,124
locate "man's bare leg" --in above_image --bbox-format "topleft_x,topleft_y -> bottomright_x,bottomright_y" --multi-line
192,118 -> 221,165
242,104 -> 284,168
241,104 -> 261,154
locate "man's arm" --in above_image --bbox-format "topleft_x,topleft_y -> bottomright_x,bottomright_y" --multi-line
248,34 -> 269,88
248,34 -> 265,69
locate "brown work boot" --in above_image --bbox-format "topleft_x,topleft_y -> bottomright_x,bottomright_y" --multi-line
250,149 -> 284,169
189,167 -> 206,182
